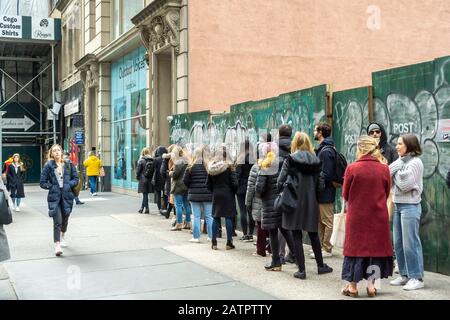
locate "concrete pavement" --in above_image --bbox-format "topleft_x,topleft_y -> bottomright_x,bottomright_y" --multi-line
1,186 -> 449,300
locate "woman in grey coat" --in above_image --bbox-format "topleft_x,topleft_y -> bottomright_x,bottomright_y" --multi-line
245,161 -> 268,256
278,132 -> 333,279
0,179 -> 12,262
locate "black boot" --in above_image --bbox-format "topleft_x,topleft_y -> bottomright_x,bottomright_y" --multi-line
318,263 -> 333,275
264,261 -> 282,271
138,208 -> 144,214
285,252 -> 296,264
211,239 -> 218,250
226,241 -> 235,250
294,271 -> 306,280
144,208 -> 150,214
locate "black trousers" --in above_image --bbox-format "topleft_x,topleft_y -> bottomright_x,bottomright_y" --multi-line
53,200 -> 69,242
269,227 -> 296,265
154,189 -> 168,210
237,194 -> 255,236
292,230 -> 324,272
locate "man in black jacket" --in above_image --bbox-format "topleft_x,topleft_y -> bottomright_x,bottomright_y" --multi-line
314,123 -> 335,258
367,122 -> 398,164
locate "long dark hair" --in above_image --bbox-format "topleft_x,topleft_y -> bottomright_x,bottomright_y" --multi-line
400,134 -> 422,156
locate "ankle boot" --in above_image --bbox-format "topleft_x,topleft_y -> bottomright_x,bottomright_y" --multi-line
144,208 -> 150,214
264,261 -> 282,271
171,223 -> 183,231
226,241 -> 235,250
211,239 -> 218,250
138,208 -> 144,213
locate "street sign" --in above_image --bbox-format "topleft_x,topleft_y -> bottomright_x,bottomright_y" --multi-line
1,115 -> 35,131
74,131 -> 84,145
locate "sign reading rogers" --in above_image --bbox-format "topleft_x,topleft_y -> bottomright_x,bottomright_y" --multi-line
31,17 -> 54,40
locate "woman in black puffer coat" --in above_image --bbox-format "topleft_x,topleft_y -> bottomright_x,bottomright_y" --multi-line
255,141 -> 296,271
183,145 -> 213,242
236,139 -> 256,242
136,147 -> 154,214
160,145 -> 176,219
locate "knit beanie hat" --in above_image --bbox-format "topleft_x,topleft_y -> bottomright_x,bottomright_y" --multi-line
368,123 -> 381,133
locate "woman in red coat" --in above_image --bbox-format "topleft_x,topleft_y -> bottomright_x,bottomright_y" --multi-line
341,136 -> 393,298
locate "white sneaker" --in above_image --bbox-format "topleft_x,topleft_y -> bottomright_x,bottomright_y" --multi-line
189,238 -> 200,243
55,243 -> 63,256
403,278 -> 424,291
310,251 -> 333,259
390,276 -> 409,286
60,238 -> 67,248
207,237 -> 212,242
15,207 -> 20,212
92,193 -> 98,196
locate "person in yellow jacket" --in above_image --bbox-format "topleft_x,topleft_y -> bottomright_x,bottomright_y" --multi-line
83,151 -> 102,196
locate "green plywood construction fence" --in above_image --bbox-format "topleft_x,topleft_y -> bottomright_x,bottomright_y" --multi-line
372,57 -> 450,275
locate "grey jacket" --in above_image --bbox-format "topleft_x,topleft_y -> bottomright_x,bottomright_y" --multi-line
245,164 -> 263,222
389,155 -> 423,204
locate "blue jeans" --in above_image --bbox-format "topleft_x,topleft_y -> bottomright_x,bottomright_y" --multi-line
393,203 -> 424,279
212,217 -> 233,243
190,202 -> 213,239
174,194 -> 191,224
141,192 -> 149,209
12,198 -> 22,207
89,176 -> 97,194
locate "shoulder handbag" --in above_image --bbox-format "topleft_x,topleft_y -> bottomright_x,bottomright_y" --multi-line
330,199 -> 346,248
68,164 -> 82,197
274,172 -> 299,214
0,190 -> 12,225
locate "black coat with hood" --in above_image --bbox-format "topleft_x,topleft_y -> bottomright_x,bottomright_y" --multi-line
235,154 -> 253,196
160,155 -> 171,196
315,137 -> 336,204
207,160 -> 238,218
152,146 -> 168,191
366,122 -> 398,165
136,155 -> 154,194
277,151 -> 322,232
278,136 -> 292,162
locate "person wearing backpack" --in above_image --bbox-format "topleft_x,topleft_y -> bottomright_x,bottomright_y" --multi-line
170,146 -> 191,231
152,146 -> 168,215
136,147 -> 154,214
313,123 -> 337,258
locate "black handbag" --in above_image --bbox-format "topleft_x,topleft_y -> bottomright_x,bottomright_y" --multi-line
0,190 -> 12,225
274,173 -> 299,214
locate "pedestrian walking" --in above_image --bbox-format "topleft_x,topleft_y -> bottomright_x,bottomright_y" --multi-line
313,123 -> 336,258
40,144 -> 79,256
170,146 -> 191,231
256,141 -> 296,271
236,139 -> 256,242
340,136 -> 393,298
6,153 -> 26,212
0,178 -> 12,263
153,146 -> 168,215
83,151 -> 102,196
367,122 -> 398,165
277,132 -> 333,279
207,146 -> 238,250
389,134 -> 425,291
136,147 -> 154,214
245,145 -> 268,257
183,145 -> 213,242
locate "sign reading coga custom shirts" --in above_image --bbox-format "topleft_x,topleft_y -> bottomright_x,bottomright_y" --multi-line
31,17 -> 54,40
0,15 -> 22,38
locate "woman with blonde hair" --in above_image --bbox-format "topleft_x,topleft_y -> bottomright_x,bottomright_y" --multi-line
7,153 -> 26,211
40,144 -> 79,256
341,135 -> 393,297
183,145 -> 213,242
170,145 -> 191,231
278,132 -> 333,279
136,147 -> 154,214
161,144 -> 177,220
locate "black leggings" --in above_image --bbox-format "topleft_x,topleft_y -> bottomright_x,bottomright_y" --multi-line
237,194 -> 255,236
292,230 -> 324,272
269,228 -> 295,265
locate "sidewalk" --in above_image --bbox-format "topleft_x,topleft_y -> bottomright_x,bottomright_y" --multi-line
1,186 -> 449,300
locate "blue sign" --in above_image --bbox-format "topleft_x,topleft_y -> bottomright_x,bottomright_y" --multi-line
74,131 -> 84,145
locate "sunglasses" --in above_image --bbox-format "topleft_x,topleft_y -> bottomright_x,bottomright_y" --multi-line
369,129 -> 381,135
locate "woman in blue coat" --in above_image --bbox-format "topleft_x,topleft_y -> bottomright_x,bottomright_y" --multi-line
40,144 -> 79,256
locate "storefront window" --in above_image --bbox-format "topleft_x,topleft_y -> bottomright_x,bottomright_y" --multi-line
111,46 -> 147,190
112,0 -> 144,40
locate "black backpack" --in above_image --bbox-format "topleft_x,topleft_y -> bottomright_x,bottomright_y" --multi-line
143,158 -> 155,179
323,146 -> 347,188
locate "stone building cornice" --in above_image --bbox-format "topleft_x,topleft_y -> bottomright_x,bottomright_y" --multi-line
55,0 -> 71,12
75,54 -> 98,89
132,0 -> 182,56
